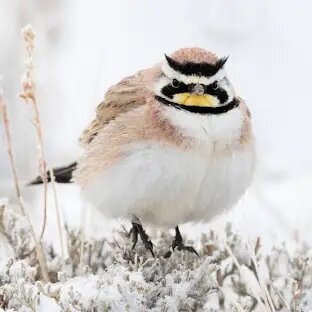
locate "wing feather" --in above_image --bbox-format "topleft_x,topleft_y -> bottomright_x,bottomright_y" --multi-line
79,68 -> 156,146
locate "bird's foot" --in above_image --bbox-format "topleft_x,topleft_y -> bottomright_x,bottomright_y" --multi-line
130,222 -> 154,257
164,226 -> 199,258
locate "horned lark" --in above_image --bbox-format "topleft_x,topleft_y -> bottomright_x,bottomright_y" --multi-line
30,47 -> 255,257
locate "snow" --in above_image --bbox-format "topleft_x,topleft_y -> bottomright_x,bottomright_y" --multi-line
37,294 -> 61,312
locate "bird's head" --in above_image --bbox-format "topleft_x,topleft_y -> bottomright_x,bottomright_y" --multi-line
154,48 -> 237,114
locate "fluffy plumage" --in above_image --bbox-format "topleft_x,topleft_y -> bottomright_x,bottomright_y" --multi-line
74,47 -> 255,228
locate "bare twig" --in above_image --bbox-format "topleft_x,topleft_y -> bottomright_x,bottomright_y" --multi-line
20,24 -> 48,239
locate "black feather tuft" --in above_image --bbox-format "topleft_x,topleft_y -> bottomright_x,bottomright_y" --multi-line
164,54 -> 229,77
215,56 -> 229,70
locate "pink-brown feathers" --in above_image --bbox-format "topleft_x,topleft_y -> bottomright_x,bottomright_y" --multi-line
79,67 -> 161,147
169,47 -> 219,65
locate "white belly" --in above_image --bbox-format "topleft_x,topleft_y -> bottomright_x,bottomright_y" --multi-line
82,142 -> 255,228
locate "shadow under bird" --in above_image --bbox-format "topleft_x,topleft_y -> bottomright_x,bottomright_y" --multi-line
29,47 -> 255,257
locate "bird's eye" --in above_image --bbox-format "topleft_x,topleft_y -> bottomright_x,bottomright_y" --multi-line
171,79 -> 180,88
212,81 -> 218,90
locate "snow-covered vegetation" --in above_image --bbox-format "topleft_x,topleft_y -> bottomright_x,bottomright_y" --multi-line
1,199 -> 312,312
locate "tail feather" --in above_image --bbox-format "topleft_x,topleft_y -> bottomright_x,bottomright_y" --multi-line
28,161 -> 77,185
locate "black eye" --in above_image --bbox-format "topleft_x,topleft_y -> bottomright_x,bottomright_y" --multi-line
212,81 -> 218,90
171,79 -> 180,88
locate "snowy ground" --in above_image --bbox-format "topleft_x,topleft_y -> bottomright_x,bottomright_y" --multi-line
1,197 -> 312,311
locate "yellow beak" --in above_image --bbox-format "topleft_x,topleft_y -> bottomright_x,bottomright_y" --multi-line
173,93 -> 218,107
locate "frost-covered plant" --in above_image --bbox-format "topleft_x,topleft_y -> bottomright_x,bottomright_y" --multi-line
0,200 -> 35,261
1,200 -> 312,311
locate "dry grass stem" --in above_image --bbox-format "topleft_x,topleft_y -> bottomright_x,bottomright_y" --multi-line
49,169 -> 65,263
19,24 -> 48,239
246,241 -> 277,312
78,200 -> 88,274
225,242 -> 269,311
18,24 -> 51,282
0,90 -> 25,216
0,87 -> 49,282
35,241 -> 49,282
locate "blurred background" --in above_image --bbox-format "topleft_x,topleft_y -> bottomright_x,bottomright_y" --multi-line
1,0 -> 312,249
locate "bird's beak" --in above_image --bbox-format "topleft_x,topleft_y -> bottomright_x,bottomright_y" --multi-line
173,84 -> 217,107
191,83 -> 205,95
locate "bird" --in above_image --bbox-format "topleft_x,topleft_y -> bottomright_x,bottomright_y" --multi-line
29,47 -> 255,257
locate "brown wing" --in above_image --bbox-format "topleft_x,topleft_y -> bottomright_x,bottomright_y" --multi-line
79,68 -> 156,147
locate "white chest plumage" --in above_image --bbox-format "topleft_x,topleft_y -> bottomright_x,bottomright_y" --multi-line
83,106 -> 255,228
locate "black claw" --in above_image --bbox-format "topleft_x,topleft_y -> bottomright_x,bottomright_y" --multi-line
164,226 -> 199,258
163,250 -> 172,258
130,225 -> 139,250
172,226 -> 183,248
178,245 -> 199,257
144,240 -> 155,258
130,222 -> 154,257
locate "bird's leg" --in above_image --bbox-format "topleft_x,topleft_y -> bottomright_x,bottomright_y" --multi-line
130,221 -> 154,257
164,226 -> 199,258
